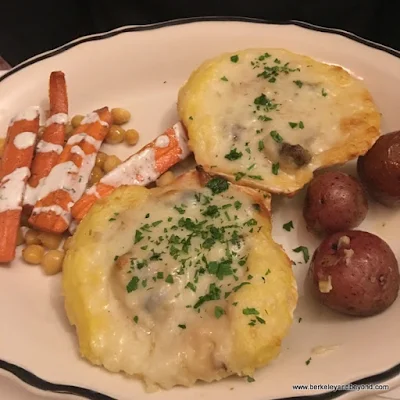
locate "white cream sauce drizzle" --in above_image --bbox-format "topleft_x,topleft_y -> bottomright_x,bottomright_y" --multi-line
155,135 -> 170,148
45,113 -> 69,126
13,132 -> 36,150
173,122 -> 190,159
101,148 -> 158,187
81,112 -> 109,127
68,133 -> 102,150
0,167 -> 31,212
36,140 -> 63,154
11,106 -> 40,123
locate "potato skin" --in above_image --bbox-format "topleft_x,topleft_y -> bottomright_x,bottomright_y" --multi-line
309,230 -> 399,317
303,171 -> 368,234
357,131 -> 400,207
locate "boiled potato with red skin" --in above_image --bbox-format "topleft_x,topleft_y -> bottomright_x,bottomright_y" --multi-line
357,131 -> 400,207
308,230 -> 399,317
303,171 -> 368,235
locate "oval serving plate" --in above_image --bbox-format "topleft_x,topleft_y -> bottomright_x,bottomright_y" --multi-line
0,17 -> 399,400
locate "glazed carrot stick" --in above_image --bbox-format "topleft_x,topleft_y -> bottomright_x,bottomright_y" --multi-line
71,122 -> 190,224
28,107 -> 112,233
24,71 -> 68,211
0,107 -> 40,263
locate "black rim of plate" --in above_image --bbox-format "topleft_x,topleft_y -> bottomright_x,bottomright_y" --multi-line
0,16 -> 399,400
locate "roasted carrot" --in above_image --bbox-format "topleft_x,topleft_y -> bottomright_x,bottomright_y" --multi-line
71,122 -> 190,224
28,107 -> 112,233
24,71 -> 68,212
0,107 -> 40,263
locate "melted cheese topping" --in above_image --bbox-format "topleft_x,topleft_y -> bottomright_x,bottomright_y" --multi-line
109,186 -> 257,381
178,48 -> 380,193
63,173 -> 298,391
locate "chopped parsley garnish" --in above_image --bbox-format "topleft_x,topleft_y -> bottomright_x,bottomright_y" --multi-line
274,58 -> 281,64
270,130 -> 283,143
289,122 -> 298,128
134,230 -> 144,244
207,259 -> 234,280
244,218 -> 257,226
189,116 -> 193,120
230,55 -> 239,63
283,221 -> 294,231
234,201 -> 242,210
202,205 -> 220,218
242,307 -> 259,315
194,283 -> 221,308
214,306 -> 225,319
156,271 -> 164,279
248,175 -> 263,181
305,357 -> 312,365
185,282 -> 197,292
126,276 -> 140,293
174,205 -> 186,214
293,80 -> 303,88
133,316 -> 139,324
293,246 -> 310,263
247,163 -> 256,171
247,376 -> 256,383
225,148 -> 243,161
178,324 -> 186,329
322,88 -> 328,97
114,255 -> 119,261
150,251 -> 163,261
165,274 -> 174,284
272,162 -> 280,175
299,121 -> 305,129
254,93 -> 269,106
145,213 -> 150,218
265,269 -> 271,275
221,76 -> 229,81
152,220 -> 162,227
258,115 -> 272,122
256,316 -> 266,324
206,177 -> 229,195
258,140 -> 265,151
234,172 -> 246,181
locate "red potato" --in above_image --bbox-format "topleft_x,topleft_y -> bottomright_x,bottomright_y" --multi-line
303,171 -> 368,235
357,131 -> 400,207
308,230 -> 399,317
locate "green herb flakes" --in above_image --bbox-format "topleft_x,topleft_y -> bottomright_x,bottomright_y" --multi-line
283,221 -> 294,231
126,276 -> 140,293
293,80 -> 303,88
234,172 -> 246,181
214,306 -> 225,319
270,130 -> 283,143
272,162 -> 280,175
225,148 -> 243,161
221,76 -> 229,81
230,55 -> 239,63
242,307 -> 259,315
206,177 -> 229,195
293,246 -> 310,263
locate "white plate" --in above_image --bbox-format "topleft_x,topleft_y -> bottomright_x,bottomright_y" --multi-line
0,17 -> 399,400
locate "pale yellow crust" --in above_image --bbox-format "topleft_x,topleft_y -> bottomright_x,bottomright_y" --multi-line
62,170 -> 297,389
178,48 -> 381,194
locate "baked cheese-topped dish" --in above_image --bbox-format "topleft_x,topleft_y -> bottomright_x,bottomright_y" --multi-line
178,48 -> 380,194
62,169 -> 297,390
